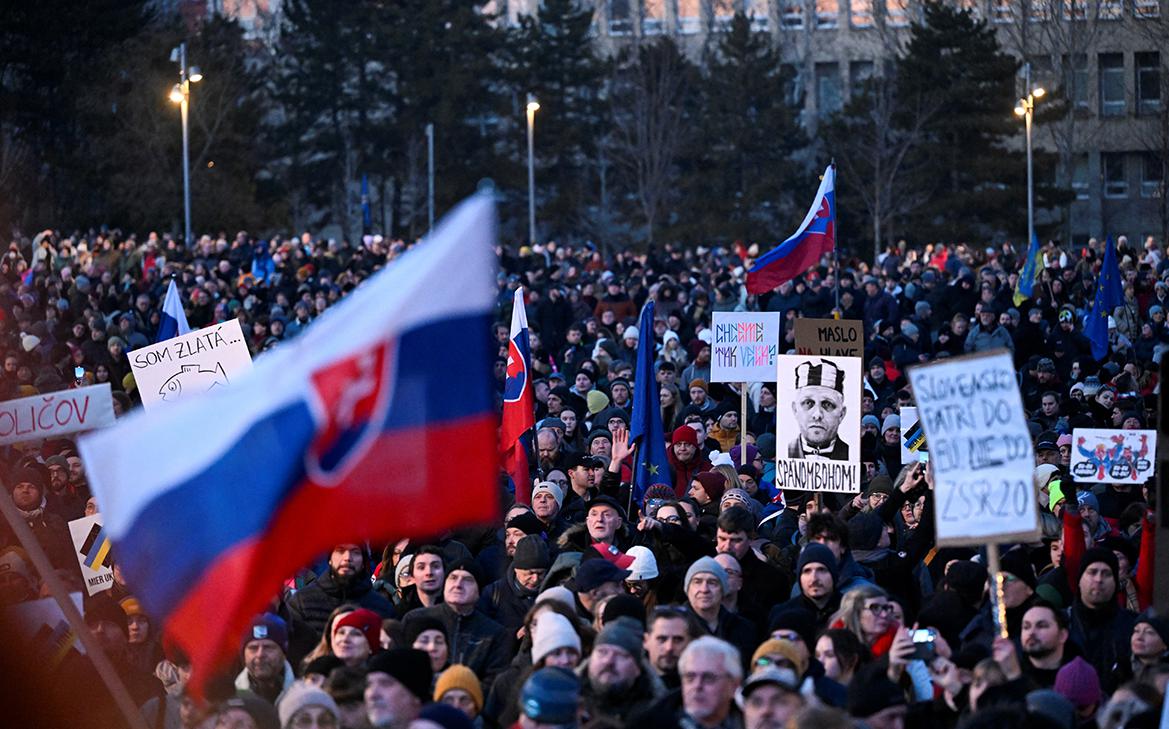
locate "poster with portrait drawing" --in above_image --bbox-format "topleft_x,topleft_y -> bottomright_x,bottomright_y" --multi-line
774,354 -> 862,493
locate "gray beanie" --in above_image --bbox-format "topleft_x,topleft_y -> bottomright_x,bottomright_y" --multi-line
685,556 -> 729,593
595,616 -> 644,658
277,682 -> 340,728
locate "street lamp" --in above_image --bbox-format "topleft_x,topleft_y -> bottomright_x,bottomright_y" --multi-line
168,42 -> 203,247
1014,63 -> 1045,251
526,94 -> 540,245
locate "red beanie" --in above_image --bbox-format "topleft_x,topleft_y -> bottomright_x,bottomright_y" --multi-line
333,608 -> 383,653
694,472 -> 727,503
671,425 -> 698,446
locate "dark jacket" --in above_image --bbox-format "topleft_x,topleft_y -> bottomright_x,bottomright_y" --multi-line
478,568 -> 537,639
1067,598 -> 1137,693
282,566 -> 395,666
403,604 -> 510,693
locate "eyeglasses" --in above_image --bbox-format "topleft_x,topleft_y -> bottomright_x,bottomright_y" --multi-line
866,603 -> 895,614
659,515 -> 682,524
755,656 -> 796,670
290,712 -> 339,729
681,671 -> 730,686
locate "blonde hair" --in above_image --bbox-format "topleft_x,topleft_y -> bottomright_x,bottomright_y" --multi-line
299,603 -> 358,672
828,584 -> 888,645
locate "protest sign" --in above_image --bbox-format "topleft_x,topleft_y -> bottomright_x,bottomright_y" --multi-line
794,318 -> 863,358
1069,428 -> 1156,483
711,312 -> 780,383
907,350 -> 1039,546
774,354 -> 862,493
900,406 -> 928,463
0,384 -> 115,446
129,319 -> 253,411
67,514 -> 114,596
3,594 -> 86,666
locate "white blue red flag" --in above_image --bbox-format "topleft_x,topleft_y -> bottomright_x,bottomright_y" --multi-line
501,286 -> 534,504
78,193 -> 500,689
747,164 -> 836,295
156,278 -> 192,342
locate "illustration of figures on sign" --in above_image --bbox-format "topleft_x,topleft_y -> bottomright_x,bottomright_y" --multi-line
1070,428 -> 1155,483
158,362 -> 230,402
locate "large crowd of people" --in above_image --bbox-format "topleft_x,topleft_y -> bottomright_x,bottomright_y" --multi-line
1,227 -> 1167,729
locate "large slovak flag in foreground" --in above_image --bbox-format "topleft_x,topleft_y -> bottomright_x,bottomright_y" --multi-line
79,194 -> 500,689
501,287 -> 534,504
747,165 -> 836,295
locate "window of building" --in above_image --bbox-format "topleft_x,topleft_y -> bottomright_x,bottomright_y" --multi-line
782,64 -> 805,106
817,62 -> 843,115
992,0 -> 1013,22
1062,0 -> 1088,20
748,0 -> 771,29
1072,154 -> 1090,200
851,0 -> 874,25
783,0 -> 806,28
1099,53 -> 1126,117
1103,152 -> 1127,197
1133,0 -> 1160,17
640,0 -> 665,33
886,0 -> 910,25
1136,52 -> 1161,115
678,0 -> 701,32
958,0 -> 983,19
817,0 -> 840,26
1063,54 -> 1090,111
850,60 -> 875,96
1029,0 -> 1052,21
1099,0 -> 1122,18
711,0 -> 736,29
1143,154 -> 1165,198
610,0 -> 633,34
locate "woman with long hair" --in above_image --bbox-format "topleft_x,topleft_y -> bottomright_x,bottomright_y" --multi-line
299,604 -> 359,673
827,585 -> 900,658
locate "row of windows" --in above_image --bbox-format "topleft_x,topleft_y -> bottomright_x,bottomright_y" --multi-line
606,0 -> 1158,35
1035,51 -> 1162,118
1074,152 -> 1165,200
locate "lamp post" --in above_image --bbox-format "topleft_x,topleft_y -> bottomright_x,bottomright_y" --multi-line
1014,63 -> 1045,249
168,42 -> 203,247
526,94 -> 540,245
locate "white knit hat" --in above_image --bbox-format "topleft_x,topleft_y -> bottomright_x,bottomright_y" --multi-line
532,481 -> 565,507
625,546 -> 659,581
277,681 -> 340,728
531,612 -> 581,665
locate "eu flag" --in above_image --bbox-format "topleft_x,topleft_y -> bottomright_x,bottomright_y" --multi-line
1013,232 -> 1041,306
629,301 -> 671,509
1085,237 -> 1124,361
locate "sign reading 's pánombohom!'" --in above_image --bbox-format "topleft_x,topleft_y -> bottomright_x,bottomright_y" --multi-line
773,354 -> 862,493
907,350 -> 1039,545
711,313 -> 780,383
129,318 -> 254,411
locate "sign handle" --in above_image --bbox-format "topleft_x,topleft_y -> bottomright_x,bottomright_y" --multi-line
740,384 -> 748,466
0,477 -> 151,729
986,542 -> 1010,640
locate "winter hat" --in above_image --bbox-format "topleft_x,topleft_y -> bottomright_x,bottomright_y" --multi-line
1054,656 -> 1102,709
513,535 -> 552,571
119,597 -> 145,617
709,450 -> 735,468
729,443 -> 759,465
847,663 -> 907,718
404,615 -> 448,649
694,472 -> 727,502
446,559 -> 484,589
756,433 -> 777,460
999,548 -> 1038,591
752,639 -> 809,675
796,543 -> 839,584
595,616 -> 644,658
1078,547 -> 1119,584
861,414 -> 881,430
644,484 -> 676,504
768,609 -> 818,649
242,613 -> 289,655
1134,611 -> 1169,648
720,487 -> 753,510
21,334 -> 40,352
586,390 -> 610,415
671,425 -> 698,446
366,648 -> 433,701
866,475 -> 894,497
303,655 -> 344,681
9,467 -> 45,494
433,664 -> 484,712
901,322 -> 919,338
418,703 -> 474,729
689,379 -> 708,392
602,593 -> 647,628
508,511 -> 547,537
220,697 -> 279,729
531,481 -> 565,507
625,545 -> 660,581
881,414 -> 901,434
847,512 -> 885,551
572,558 -> 630,593
333,608 -> 382,653
586,429 -> 613,447
590,542 -> 635,569
277,682 -> 340,729
393,554 -> 414,586
532,612 -> 582,665
1033,464 -> 1060,492
535,585 -> 576,612
0,547 -> 34,586
1077,491 -> 1100,513
685,556 -> 729,593
519,667 -> 580,724
1025,689 -> 1076,729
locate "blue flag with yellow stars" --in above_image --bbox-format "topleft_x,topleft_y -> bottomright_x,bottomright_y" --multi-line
1086,236 -> 1124,361
629,300 -> 671,510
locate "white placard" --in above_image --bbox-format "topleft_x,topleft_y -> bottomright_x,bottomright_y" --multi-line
774,354 -> 862,493
1069,428 -> 1156,484
900,406 -> 928,463
67,514 -> 114,596
711,312 -> 781,383
907,351 -> 1039,546
0,384 -> 115,446
3,594 -> 87,660
129,319 -> 253,411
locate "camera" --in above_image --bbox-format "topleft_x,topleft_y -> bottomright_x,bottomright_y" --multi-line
911,629 -> 936,661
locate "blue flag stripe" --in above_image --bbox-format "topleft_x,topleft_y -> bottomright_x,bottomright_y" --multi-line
629,301 -> 671,508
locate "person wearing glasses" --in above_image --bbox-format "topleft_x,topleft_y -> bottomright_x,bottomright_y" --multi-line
632,636 -> 743,729
827,586 -> 900,658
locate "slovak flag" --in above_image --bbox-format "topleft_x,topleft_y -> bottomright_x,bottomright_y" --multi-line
78,194 -> 500,691
156,278 -> 192,342
501,287 -> 535,504
747,164 -> 836,295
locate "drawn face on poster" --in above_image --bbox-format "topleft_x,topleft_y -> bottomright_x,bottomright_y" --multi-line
774,355 -> 862,492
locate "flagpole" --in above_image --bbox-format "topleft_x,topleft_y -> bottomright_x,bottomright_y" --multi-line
0,477 -> 151,729
831,160 -> 840,320
740,384 -> 748,466
628,442 -> 640,517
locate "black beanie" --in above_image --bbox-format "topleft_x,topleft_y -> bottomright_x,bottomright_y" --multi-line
1078,547 -> 1119,583
446,558 -> 484,589
366,648 -> 433,701
513,535 -> 552,571
768,609 -> 817,649
797,543 -> 839,584
999,548 -> 1038,591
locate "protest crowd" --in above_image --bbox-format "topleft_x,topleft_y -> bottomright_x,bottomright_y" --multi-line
1,226 -> 1168,729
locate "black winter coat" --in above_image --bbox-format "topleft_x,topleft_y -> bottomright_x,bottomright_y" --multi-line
282,568 -> 395,667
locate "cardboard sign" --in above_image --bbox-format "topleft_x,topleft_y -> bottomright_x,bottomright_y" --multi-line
129,319 -> 253,411
0,384 -> 115,446
68,514 -> 114,596
794,318 -> 863,358
3,594 -> 86,666
900,406 -> 928,462
773,354 -> 862,493
1069,428 -> 1156,483
711,312 -> 781,383
907,351 -> 1039,546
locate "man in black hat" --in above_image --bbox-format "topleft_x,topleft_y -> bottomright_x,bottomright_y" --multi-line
786,360 -> 850,461
966,303 -> 1014,354
572,559 -> 629,619
479,535 -> 551,636
365,648 -> 433,729
737,667 -> 806,729
560,453 -> 602,524
1068,547 -> 1137,691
